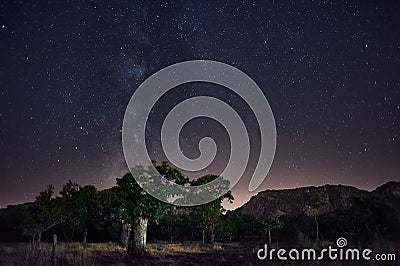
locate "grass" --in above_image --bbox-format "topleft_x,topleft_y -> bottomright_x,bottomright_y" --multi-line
0,242 -> 130,265
0,241 -> 254,265
0,241 -> 398,265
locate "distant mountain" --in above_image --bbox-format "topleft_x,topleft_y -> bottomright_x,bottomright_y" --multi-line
233,181 -> 400,241
235,184 -> 369,217
236,181 -> 400,217
374,181 -> 400,198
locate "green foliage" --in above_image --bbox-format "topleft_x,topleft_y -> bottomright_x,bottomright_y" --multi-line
320,194 -> 398,241
59,181 -> 98,240
148,174 -> 235,244
0,204 -> 34,241
253,215 -> 284,241
32,185 -> 63,232
115,162 -> 192,224
191,175 -> 234,244
116,170 -> 168,223
155,161 -> 190,186
216,212 -> 244,242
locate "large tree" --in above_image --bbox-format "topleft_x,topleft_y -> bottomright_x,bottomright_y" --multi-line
59,181 -> 97,243
254,215 -> 284,245
191,175 -> 234,244
116,162 -> 188,255
305,192 -> 327,242
30,185 -> 63,249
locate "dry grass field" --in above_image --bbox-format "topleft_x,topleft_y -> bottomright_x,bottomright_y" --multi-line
0,241 -> 261,265
1,241 -> 398,265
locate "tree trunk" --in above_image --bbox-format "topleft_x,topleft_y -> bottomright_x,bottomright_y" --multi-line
33,230 -> 42,250
120,223 -> 131,248
169,225 -> 173,243
209,232 -> 215,245
128,217 -> 148,256
82,228 -> 88,244
314,216 -> 319,242
32,230 -> 43,265
268,228 -> 272,245
51,234 -> 57,266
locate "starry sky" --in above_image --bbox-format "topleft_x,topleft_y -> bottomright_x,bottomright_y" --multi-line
1,1 -> 399,210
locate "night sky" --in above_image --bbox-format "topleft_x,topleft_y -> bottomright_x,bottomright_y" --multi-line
1,1 -> 399,210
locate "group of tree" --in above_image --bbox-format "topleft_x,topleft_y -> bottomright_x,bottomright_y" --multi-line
1,163 -> 398,255
0,162 -> 238,255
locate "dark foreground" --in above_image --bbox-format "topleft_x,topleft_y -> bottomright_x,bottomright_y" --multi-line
0,241 -> 398,265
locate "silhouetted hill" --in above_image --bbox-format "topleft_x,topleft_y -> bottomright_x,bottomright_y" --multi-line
374,181 -> 400,198
235,184 -> 368,217
236,182 -> 400,217
233,181 -> 400,241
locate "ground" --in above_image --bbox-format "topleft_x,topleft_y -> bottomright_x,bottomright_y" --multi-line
0,241 -> 260,265
0,241 -> 398,265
